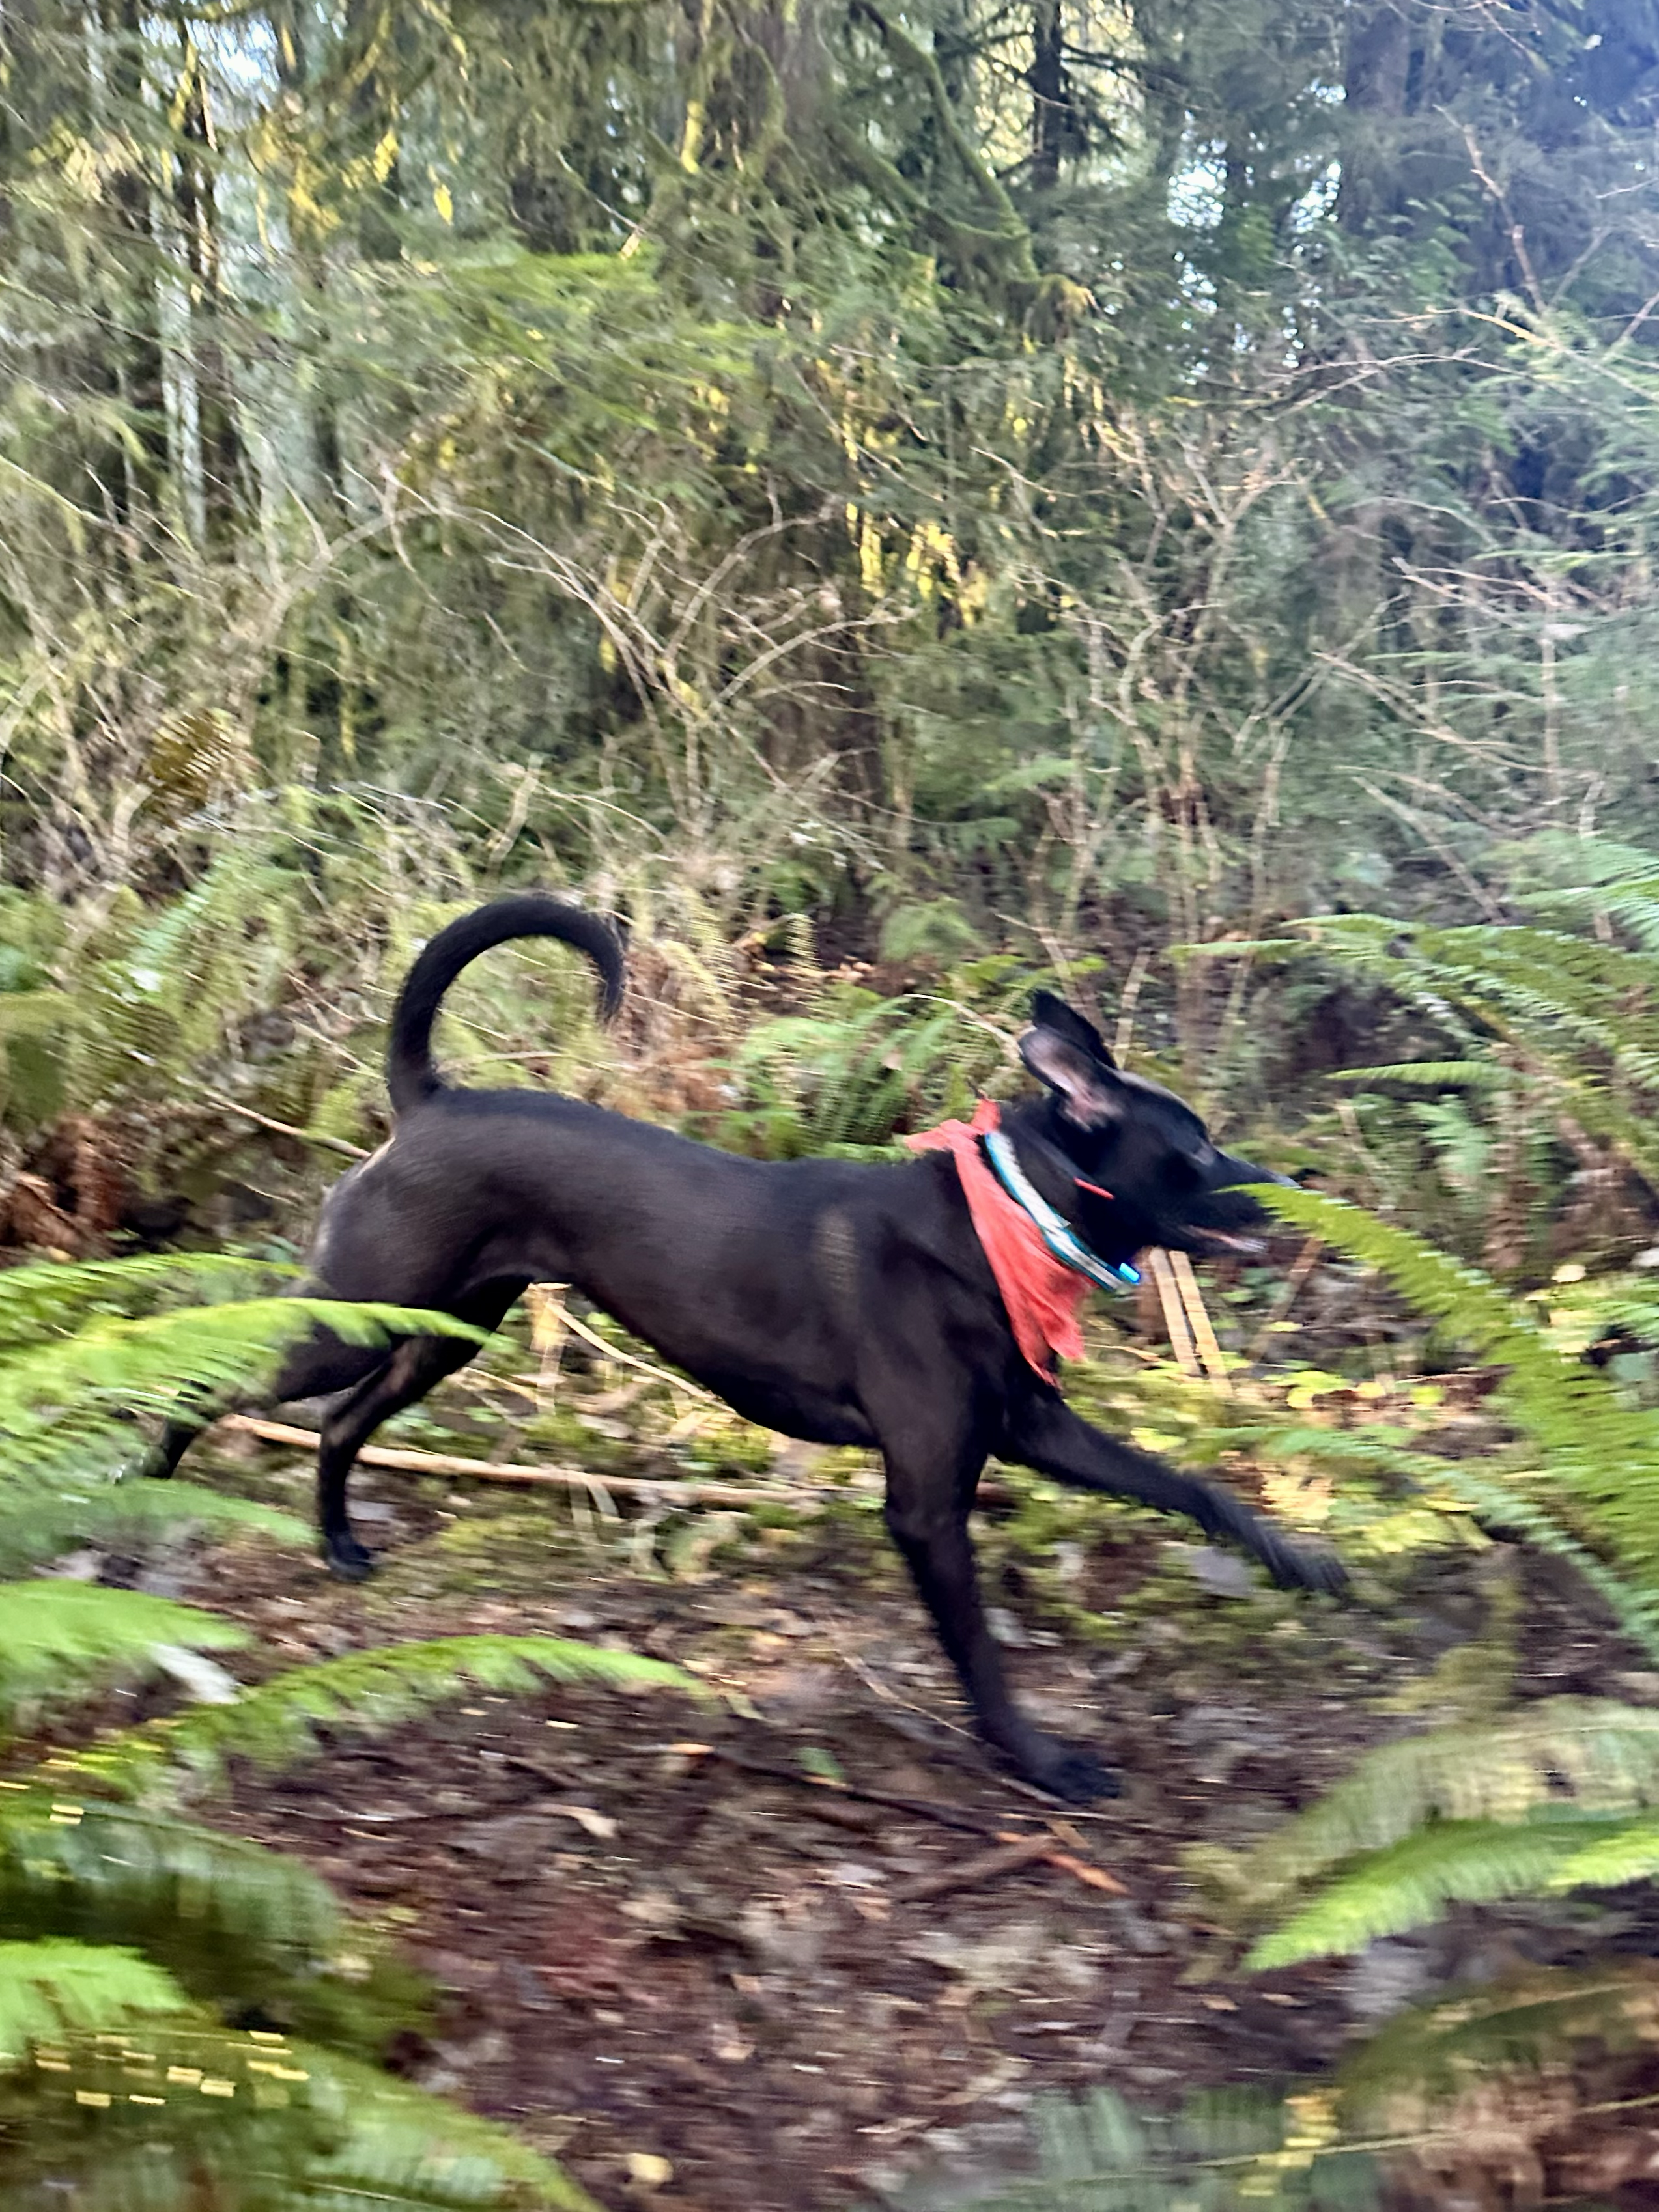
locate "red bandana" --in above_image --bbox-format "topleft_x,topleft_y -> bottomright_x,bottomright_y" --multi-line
905,1099 -> 1090,1378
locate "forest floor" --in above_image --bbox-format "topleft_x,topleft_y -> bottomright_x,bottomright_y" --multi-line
94,1320 -> 1659,2211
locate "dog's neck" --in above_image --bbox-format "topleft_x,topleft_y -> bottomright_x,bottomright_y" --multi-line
993,1106 -> 1139,1275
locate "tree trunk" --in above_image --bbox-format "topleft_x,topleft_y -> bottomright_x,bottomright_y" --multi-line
1030,0 -> 1070,191
171,24 -> 243,547
102,0 -> 170,522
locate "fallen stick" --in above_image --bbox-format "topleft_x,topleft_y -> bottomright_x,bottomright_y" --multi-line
1168,1248 -> 1231,1395
214,1415 -> 828,1511
1026,1841 -> 1127,1895
893,1834 -> 1053,1903
685,1746 -> 1127,1892
198,1093 -> 371,1160
690,1746 -> 999,1838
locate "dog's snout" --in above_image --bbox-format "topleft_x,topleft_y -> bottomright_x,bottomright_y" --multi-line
1213,1151 -> 1295,1190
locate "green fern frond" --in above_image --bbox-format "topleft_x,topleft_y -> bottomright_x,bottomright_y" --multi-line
878,2082 -> 1380,2210
1258,1186 -> 1659,1590
0,2018 -> 600,2211
0,1480 -> 310,1579
1328,1061 -> 1521,1089
303,2045 -> 601,2209
1538,876 -> 1659,951
1410,1467 -> 1659,1654
1227,1698 -> 1659,1918
1258,1188 -> 1532,1360
1544,1808 -> 1659,1890
0,1940 -> 188,2058
0,1253 -> 279,1351
0,1787 -> 344,1953
65,1634 -> 704,1802
0,1296 -> 484,1494
1,1297 -> 482,1416
1246,1812 -> 1617,1969
1339,1961 -> 1659,2110
0,1582 -> 249,1723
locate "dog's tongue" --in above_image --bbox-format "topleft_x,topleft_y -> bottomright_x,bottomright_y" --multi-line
1197,1229 -> 1266,1257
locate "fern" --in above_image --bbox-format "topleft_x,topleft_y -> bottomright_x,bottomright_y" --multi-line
0,1261 -> 636,2203
1224,1698 -> 1659,1912
0,1252 -> 281,1348
1329,1061 -> 1520,1089
1337,1960 -> 1659,2107
0,1582 -> 250,1725
0,2018 -> 600,2210
1251,1806 -> 1659,1968
0,1787 -> 345,1955
1245,1813 -> 1624,1968
69,847 -> 313,1113
0,1480 -> 310,1578
1215,1700 -> 1659,1966
1258,1185 -> 1659,1603
722,955 -> 1048,1157
1258,845 -> 1659,1201
61,1634 -> 703,1804
1213,1181 -> 1659,1970
0,1940 -> 188,2057
0,1294 -> 485,1495
888,2084 -> 1378,2210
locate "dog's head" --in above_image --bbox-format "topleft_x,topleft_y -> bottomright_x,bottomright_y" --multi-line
1014,990 -> 1284,1265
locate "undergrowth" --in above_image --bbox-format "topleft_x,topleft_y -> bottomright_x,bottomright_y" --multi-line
0,1254 -> 706,2207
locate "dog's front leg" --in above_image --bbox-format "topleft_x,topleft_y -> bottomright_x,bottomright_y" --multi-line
1006,1389 -> 1346,1592
883,1470 -> 1118,1804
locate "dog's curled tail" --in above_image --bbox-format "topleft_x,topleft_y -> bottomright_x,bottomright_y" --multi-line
386,895 -> 626,1115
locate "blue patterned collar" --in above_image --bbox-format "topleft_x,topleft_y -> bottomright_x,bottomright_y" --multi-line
981,1128 -> 1141,1293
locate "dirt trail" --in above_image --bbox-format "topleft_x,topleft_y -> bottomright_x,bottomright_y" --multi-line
154,1405 -> 1638,2211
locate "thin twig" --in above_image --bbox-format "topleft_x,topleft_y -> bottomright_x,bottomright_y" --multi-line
1248,1233 -> 1323,1360
691,1746 -> 999,1836
541,1298 -> 720,1401
214,1415 -> 825,1510
687,1747 -> 1127,1892
197,1094 -> 371,1160
892,1833 -> 1053,1901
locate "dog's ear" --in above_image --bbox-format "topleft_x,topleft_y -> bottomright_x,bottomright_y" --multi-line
1028,991 -> 1117,1065
1021,998 -> 1124,1128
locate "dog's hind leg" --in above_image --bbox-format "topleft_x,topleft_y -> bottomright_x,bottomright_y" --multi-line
136,1323 -> 395,1482
315,1285 -> 525,1578
1005,1389 -> 1346,1593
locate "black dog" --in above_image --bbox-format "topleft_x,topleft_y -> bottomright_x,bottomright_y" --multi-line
150,898 -> 1342,1801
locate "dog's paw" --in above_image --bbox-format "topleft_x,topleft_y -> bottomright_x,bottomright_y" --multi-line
1022,1739 -> 1122,1804
324,1536 -> 377,1583
1261,1533 -> 1348,1595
